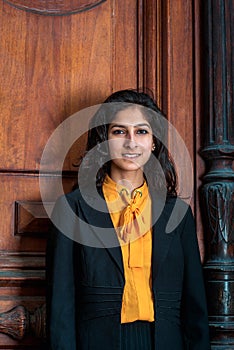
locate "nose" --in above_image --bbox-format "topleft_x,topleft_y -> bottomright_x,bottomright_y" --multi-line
124,130 -> 138,149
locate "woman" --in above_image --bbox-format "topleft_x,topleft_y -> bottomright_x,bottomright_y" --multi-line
46,89 -> 210,349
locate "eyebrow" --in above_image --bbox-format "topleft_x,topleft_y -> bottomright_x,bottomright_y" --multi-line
109,123 -> 151,129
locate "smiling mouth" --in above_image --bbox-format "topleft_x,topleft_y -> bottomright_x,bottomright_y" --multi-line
122,153 -> 141,158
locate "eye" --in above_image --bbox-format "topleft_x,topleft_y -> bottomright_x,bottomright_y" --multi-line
112,129 -> 125,135
136,129 -> 149,134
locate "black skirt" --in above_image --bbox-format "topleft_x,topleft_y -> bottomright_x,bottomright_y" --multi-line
120,321 -> 154,350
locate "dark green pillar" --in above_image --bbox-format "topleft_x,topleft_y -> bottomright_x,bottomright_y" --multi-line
200,1 -> 234,348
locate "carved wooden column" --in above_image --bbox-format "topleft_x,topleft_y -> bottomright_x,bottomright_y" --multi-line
200,1 -> 234,348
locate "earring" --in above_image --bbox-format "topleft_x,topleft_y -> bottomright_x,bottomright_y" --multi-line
152,144 -> 156,151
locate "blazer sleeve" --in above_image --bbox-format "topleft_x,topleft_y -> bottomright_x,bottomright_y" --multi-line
181,206 -> 211,350
46,197 -> 77,350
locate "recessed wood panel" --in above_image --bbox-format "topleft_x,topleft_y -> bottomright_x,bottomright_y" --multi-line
14,201 -> 53,237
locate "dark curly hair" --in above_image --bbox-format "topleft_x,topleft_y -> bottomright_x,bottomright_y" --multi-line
81,89 -> 177,196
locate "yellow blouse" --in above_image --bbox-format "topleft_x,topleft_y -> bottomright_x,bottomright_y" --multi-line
102,175 -> 155,323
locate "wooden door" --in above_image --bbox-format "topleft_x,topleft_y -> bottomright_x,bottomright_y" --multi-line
0,0 -> 141,347
0,0 -> 202,348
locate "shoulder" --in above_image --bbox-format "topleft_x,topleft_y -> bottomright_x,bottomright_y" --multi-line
53,188 -> 83,212
51,185 -> 103,221
163,195 -> 193,233
164,195 -> 191,214
50,188 -> 83,227
49,189 -> 86,243
65,188 -> 83,203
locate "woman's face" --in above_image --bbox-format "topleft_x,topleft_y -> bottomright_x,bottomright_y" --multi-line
107,106 -> 153,178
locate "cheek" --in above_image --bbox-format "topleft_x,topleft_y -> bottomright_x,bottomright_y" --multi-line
142,142 -> 153,162
108,139 -> 123,156
142,139 -> 153,151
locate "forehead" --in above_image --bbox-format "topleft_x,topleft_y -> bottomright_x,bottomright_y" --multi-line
111,106 -> 149,126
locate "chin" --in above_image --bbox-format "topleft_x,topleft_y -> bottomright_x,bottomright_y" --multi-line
115,162 -> 143,173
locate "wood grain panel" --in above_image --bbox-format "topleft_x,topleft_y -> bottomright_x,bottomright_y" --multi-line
162,0 -> 194,198
161,1 -> 206,258
0,173 -> 75,251
0,0 -> 138,172
3,0 -> 106,15
111,0 -> 138,92
140,0 -> 163,105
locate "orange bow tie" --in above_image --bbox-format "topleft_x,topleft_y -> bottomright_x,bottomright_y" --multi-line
103,175 -> 152,267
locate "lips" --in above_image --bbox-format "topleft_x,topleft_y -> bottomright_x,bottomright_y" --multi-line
122,153 -> 141,158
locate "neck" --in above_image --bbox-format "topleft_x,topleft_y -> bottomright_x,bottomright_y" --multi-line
109,167 -> 144,191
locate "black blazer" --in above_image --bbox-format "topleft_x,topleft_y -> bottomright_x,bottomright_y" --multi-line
46,186 -> 210,350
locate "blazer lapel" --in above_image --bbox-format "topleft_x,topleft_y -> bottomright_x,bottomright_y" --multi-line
150,191 -> 176,284
79,188 -> 124,278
